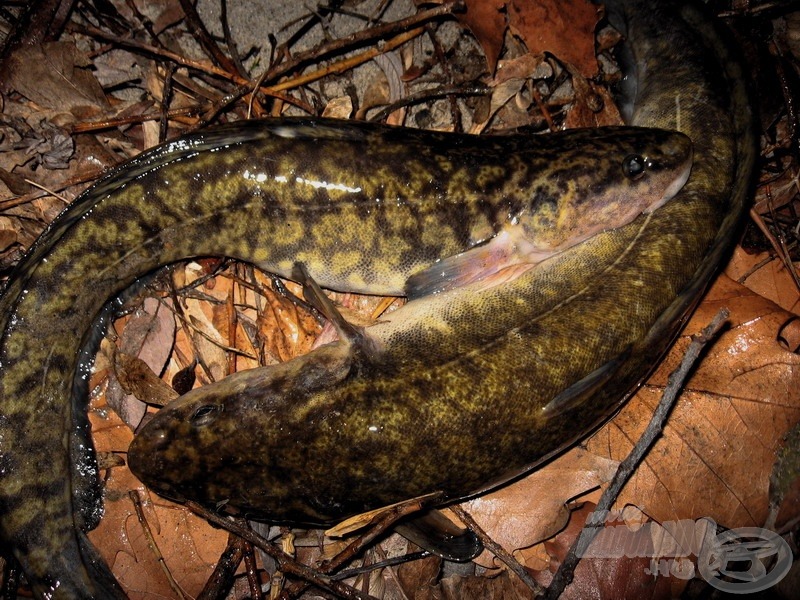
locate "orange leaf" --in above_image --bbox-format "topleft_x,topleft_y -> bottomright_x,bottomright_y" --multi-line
455,0 -> 508,74
508,0 -> 601,78
586,275 -> 800,526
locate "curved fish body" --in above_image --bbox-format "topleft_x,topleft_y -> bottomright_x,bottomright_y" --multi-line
129,0 -> 754,538
0,118 -> 688,597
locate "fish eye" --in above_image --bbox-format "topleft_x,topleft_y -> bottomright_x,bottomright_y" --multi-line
190,404 -> 220,427
622,154 -> 647,180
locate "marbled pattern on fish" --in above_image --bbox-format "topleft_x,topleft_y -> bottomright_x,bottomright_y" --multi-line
129,0 -> 754,538
0,117 -> 689,597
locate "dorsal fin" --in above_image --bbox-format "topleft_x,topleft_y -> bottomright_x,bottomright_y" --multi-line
292,262 -> 382,364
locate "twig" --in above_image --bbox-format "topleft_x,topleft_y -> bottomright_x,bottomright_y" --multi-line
69,1 -> 462,125
220,0 -> 248,78
259,1 -> 463,87
543,308 -> 731,599
70,106 -> 201,133
185,502 -> 379,600
368,84 -> 490,123
749,206 -> 800,293
205,0 -> 463,122
261,27 -> 425,96
178,0 -> 239,74
278,493 -> 444,599
450,505 -> 544,595
129,490 -> 189,600
242,539 -> 263,600
330,551 -> 430,581
66,22 -> 238,81
196,532 -> 246,600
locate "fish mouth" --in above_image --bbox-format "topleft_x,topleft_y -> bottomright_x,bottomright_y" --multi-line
644,148 -> 694,214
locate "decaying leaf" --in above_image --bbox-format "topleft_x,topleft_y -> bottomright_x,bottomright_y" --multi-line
585,275 -> 800,527
454,0 -> 508,74
104,296 -> 176,429
462,449 -> 619,568
770,420 -> 800,529
4,42 -> 110,113
115,352 -> 179,408
533,504 -> 686,598
507,0 -> 601,78
726,247 -> 800,315
454,0 -> 600,78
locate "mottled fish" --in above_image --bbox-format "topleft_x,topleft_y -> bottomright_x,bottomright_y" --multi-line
129,0 -> 755,551
0,118 -> 688,597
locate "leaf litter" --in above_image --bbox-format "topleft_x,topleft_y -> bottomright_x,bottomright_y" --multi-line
1,0 -> 800,598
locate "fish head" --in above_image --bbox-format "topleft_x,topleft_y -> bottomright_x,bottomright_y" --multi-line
127,342 -> 353,520
521,126 -> 693,253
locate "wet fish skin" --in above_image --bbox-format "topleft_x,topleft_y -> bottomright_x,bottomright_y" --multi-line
0,119 -> 688,597
129,0 -> 755,530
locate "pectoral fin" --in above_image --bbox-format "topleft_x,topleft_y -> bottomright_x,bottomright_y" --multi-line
541,346 -> 632,419
395,509 -> 483,562
405,229 -> 553,300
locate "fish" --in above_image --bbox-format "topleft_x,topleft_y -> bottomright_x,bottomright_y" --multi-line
0,115 -> 690,597
128,0 -> 755,546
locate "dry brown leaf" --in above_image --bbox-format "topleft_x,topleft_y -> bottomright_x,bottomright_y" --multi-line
455,0 -> 601,78
508,0 -> 601,78
179,263 -> 229,382
585,274 -> 800,527
534,504 -> 686,599
454,0 -> 508,74
106,297 -> 176,427
322,95 -> 354,119
4,42 -> 109,113
115,352 -> 179,408
396,553 -> 441,597
462,448 -> 619,567
258,277 -> 322,363
562,74 -> 624,128
726,247 -> 800,315
120,297 -> 177,376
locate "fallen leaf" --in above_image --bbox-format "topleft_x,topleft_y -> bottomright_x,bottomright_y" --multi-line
508,0 -> 601,78
180,263 -> 230,382
770,420 -> 800,529
4,42 -> 109,113
462,448 -> 619,567
106,297 -> 176,428
115,352 -> 179,408
454,0 -> 508,74
585,275 -> 800,527
396,553 -> 441,597
534,504 -> 688,599
725,246 -> 800,315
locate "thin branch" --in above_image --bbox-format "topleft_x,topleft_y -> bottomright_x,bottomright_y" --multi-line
186,502 -> 379,600
130,491 -> 189,600
279,494 -> 445,599
544,308 -> 731,599
450,505 -> 544,595
178,0 -> 239,74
